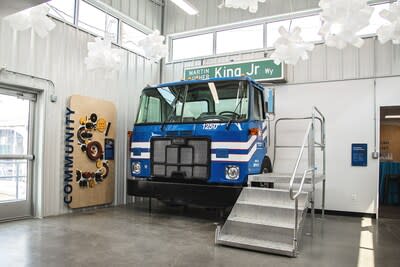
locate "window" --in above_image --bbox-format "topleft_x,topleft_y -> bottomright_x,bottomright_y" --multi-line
253,89 -> 264,120
172,33 -> 214,61
358,3 -> 390,36
46,1 -> 152,56
135,81 -> 249,124
78,0 -> 118,42
216,24 -> 264,54
137,95 -> 161,123
47,0 -> 75,24
121,22 -> 146,54
266,15 -> 322,48
177,101 -> 208,120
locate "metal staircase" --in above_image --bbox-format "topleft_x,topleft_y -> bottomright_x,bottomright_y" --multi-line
215,107 -> 326,257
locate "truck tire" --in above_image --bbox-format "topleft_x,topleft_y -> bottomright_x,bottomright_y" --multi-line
261,156 -> 273,173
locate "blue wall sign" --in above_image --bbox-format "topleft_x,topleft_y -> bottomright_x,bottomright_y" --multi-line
352,143 -> 368,167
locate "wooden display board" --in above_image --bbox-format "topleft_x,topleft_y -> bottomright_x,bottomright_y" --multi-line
64,95 -> 116,209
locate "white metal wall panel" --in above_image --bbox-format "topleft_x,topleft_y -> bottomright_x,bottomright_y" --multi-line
359,38 -> 375,78
0,19 -> 159,217
99,0 -> 162,30
342,46 -> 359,80
164,37 -> 400,84
391,42 -> 400,74
376,41 -> 393,76
309,44 -> 325,81
164,0 -> 320,34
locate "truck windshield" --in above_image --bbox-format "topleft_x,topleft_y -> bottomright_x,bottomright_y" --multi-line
136,80 -> 249,124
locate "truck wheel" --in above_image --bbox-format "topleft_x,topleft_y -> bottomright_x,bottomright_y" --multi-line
261,156 -> 273,173
261,157 -> 273,188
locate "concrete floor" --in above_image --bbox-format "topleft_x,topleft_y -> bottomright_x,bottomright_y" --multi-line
0,201 -> 400,267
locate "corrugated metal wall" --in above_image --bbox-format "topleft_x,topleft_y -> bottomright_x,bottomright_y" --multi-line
99,0 -> 163,30
164,0 -> 320,34
163,38 -> 400,83
0,19 -> 159,217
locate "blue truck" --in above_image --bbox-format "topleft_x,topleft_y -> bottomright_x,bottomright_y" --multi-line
127,76 -> 273,207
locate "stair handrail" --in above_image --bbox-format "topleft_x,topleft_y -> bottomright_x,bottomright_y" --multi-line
273,116 -> 324,167
288,107 -> 319,255
288,121 -> 313,200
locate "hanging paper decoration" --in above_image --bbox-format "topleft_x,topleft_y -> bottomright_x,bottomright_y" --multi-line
4,4 -> 56,38
218,0 -> 266,13
138,30 -> 168,60
318,0 -> 373,49
270,26 -> 315,65
84,35 -> 122,73
377,1 -> 400,44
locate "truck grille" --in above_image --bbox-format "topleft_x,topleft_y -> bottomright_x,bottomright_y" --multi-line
151,137 -> 210,180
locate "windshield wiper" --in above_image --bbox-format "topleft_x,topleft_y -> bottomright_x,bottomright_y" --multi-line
160,86 -> 183,131
226,82 -> 245,130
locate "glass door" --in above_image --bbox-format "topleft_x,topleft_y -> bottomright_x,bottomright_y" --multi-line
0,88 -> 36,221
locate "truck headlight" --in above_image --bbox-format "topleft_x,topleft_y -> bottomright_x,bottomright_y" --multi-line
225,166 -> 240,180
132,162 -> 141,174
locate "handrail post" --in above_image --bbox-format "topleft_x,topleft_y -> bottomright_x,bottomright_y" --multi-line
322,109 -> 326,219
293,198 -> 298,255
310,108 -> 316,224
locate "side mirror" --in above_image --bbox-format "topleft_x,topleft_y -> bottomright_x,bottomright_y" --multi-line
264,88 -> 275,115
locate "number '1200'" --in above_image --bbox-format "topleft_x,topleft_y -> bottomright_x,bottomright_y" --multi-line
203,123 -> 219,130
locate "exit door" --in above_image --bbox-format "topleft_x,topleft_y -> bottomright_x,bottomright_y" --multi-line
0,88 -> 36,221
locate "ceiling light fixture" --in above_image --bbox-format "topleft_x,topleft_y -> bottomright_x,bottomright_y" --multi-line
170,0 -> 199,15
385,115 -> 400,119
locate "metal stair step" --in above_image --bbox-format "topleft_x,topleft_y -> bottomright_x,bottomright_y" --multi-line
216,233 -> 295,257
220,219 -> 296,246
235,199 -> 308,211
273,183 -> 313,192
231,201 -> 308,226
239,187 -> 308,207
228,215 -> 303,230
248,172 -> 325,184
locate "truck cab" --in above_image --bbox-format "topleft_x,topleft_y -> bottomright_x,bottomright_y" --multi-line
128,77 -> 273,207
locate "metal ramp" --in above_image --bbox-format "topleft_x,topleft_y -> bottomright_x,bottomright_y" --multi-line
215,107 -> 326,257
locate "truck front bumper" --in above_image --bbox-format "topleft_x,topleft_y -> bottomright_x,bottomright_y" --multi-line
127,178 -> 243,208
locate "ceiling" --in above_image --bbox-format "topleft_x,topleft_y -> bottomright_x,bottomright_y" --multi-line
0,0 -> 49,18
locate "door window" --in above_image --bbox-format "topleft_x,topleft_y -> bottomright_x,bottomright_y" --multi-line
0,89 -> 35,220
253,88 -> 264,120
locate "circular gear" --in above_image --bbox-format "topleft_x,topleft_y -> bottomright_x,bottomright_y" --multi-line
77,127 -> 86,144
86,141 -> 103,161
96,118 -> 107,133
96,159 -> 103,169
79,117 -> 86,125
90,113 -> 98,123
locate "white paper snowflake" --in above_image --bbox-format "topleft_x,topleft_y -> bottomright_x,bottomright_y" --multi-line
4,4 -> 56,38
138,30 -> 168,61
270,26 -> 315,65
84,36 -> 122,73
377,1 -> 400,44
219,0 -> 266,14
319,0 -> 373,49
